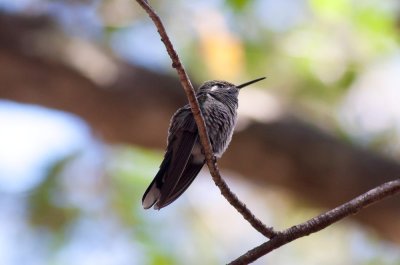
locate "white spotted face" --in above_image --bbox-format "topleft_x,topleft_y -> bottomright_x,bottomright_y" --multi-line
198,80 -> 236,94
210,85 -> 219,92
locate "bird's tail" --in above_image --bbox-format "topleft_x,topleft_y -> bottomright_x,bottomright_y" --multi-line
142,156 -> 204,210
142,178 -> 161,209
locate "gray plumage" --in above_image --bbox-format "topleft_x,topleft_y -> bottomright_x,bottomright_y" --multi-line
142,77 -> 266,210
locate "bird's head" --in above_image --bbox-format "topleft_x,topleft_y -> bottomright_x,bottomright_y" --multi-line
198,77 -> 266,98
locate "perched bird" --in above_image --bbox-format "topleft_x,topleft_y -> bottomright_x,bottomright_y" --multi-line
142,77 -> 266,210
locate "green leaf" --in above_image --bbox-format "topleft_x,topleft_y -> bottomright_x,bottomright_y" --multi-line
225,0 -> 251,11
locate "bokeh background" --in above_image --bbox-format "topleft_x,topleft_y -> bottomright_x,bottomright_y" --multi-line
0,0 -> 400,264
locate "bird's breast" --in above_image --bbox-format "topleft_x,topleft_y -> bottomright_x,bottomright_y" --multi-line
202,96 -> 238,157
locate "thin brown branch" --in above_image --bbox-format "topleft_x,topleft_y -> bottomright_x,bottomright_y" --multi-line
229,179 -> 400,265
135,0 -> 276,238
135,2 -> 400,264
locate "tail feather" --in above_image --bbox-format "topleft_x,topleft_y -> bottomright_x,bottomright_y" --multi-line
155,157 -> 204,209
142,107 -> 201,210
142,179 -> 160,209
142,150 -> 171,209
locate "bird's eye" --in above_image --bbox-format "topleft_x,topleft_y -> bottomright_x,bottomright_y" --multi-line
210,85 -> 219,91
210,83 -> 225,91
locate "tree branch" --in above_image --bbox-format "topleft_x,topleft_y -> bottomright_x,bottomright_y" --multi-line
135,1 -> 400,264
135,0 -> 276,238
229,179 -> 400,264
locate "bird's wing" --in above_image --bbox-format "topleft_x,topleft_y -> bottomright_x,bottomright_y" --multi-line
142,148 -> 172,209
142,106 -> 203,209
156,107 -> 199,206
156,154 -> 204,209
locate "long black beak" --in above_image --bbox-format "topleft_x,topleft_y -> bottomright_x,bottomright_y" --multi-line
236,77 -> 266,89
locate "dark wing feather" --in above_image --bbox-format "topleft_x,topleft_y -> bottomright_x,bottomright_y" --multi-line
157,125 -> 198,204
156,154 -> 204,209
141,149 -> 172,209
142,106 -> 200,209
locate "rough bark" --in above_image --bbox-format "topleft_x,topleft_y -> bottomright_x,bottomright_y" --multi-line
1,13 -> 399,242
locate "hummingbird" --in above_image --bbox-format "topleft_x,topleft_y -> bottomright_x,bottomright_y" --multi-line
142,77 -> 266,210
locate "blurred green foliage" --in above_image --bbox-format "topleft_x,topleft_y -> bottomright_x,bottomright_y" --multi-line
225,0 -> 250,11
194,0 -> 399,118
29,155 -> 79,233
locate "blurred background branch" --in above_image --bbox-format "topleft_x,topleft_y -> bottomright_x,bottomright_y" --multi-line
1,11 -> 399,241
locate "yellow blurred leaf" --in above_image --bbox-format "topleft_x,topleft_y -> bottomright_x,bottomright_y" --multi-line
196,10 -> 244,80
